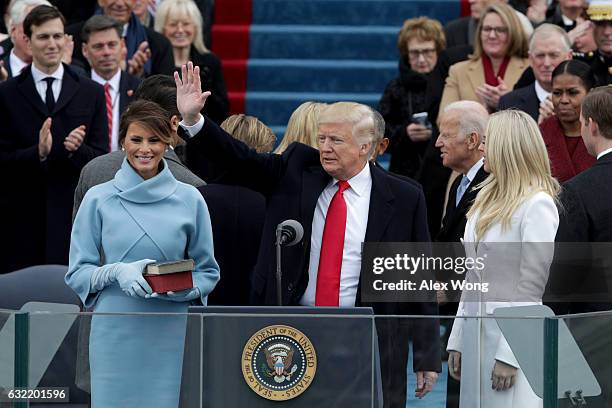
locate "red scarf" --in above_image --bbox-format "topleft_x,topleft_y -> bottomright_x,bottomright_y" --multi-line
540,116 -> 595,182
482,55 -> 510,86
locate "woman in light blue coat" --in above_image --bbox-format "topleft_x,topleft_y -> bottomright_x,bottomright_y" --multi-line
66,100 -> 220,407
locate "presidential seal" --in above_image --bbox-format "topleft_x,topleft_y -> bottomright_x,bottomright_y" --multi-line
241,325 -> 317,401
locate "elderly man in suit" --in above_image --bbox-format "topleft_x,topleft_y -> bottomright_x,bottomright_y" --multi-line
0,5 -> 107,273
174,63 -> 441,407
434,100 -> 488,408
81,15 -> 141,152
499,24 -> 572,122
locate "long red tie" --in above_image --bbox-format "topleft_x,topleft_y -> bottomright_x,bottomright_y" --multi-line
104,82 -> 113,151
315,180 -> 350,306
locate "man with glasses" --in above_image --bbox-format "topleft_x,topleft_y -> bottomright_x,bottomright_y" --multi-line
499,24 -> 573,121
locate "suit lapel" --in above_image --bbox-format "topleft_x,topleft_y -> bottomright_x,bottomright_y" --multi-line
53,66 -> 78,114
301,166 -> 331,240
364,165 -> 394,242
526,84 -> 540,120
16,66 -> 48,117
444,166 -> 487,233
119,71 -> 129,114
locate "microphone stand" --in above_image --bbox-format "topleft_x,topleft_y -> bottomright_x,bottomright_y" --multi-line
275,225 -> 283,306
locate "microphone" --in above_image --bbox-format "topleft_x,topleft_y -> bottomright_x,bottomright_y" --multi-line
275,220 -> 303,306
276,219 -> 304,247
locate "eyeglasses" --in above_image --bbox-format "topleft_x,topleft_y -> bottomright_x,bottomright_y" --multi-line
482,26 -> 509,36
408,48 -> 437,59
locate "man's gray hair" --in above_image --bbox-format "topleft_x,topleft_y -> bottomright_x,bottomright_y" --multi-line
529,23 -> 572,53
9,0 -> 52,28
443,100 -> 488,139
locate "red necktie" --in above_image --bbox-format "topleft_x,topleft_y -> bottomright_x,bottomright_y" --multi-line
315,180 -> 350,306
104,82 -> 113,151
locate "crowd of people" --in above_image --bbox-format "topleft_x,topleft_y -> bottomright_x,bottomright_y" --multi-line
1,0 -> 612,407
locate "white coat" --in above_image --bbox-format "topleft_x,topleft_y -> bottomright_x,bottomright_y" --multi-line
447,191 -> 559,408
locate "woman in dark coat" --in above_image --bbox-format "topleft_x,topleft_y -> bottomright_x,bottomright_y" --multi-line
378,17 -> 447,178
540,60 -> 595,182
155,0 -> 229,124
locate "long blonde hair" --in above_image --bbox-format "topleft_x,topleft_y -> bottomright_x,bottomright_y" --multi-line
467,110 -> 559,240
275,102 -> 326,154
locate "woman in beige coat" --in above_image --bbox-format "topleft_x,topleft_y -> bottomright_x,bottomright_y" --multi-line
440,3 -> 529,114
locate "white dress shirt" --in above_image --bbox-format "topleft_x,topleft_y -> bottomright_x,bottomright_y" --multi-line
91,70 -> 121,151
597,147 -> 612,160
9,49 -> 28,77
31,63 -> 63,104
534,80 -> 551,103
300,162 -> 372,307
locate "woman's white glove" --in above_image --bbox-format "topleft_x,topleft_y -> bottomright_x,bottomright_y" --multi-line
149,287 -> 201,302
90,259 -> 155,298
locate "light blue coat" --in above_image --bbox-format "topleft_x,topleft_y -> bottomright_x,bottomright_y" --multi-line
67,159 -> 219,407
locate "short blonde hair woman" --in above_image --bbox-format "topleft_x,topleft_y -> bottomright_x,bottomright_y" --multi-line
155,0 -> 229,124
447,110 -> 560,407
440,3 -> 529,114
274,102 -> 326,154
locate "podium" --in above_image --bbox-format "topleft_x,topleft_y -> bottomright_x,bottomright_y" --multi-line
186,306 -> 381,407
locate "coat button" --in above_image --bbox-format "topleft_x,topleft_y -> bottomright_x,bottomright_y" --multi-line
287,283 -> 294,292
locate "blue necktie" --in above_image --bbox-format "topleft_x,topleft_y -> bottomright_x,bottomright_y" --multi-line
455,175 -> 471,207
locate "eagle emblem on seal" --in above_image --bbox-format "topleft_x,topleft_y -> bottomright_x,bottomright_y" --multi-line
263,343 -> 299,383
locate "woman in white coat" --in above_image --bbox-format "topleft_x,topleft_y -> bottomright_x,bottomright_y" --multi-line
447,109 -> 560,407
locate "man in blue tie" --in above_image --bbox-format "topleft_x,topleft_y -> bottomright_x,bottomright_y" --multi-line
433,100 -> 488,408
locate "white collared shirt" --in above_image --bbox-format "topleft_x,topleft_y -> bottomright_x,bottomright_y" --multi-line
9,49 -> 28,77
91,69 -> 121,151
534,80 -> 551,103
300,162 -> 372,307
597,147 -> 612,160
464,157 -> 484,184
31,63 -> 63,104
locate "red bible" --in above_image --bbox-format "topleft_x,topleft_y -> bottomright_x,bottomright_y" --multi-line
144,259 -> 194,293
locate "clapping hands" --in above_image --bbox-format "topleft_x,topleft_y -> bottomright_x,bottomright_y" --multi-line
476,77 -> 509,111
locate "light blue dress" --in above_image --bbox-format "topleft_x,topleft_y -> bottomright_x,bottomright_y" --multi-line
66,159 -> 219,407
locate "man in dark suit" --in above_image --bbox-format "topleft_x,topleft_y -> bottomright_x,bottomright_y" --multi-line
81,15 -> 140,151
174,63 -> 441,407
434,100 -> 488,408
67,0 -> 174,77
498,24 -> 572,122
0,5 -> 107,273
550,86 -> 612,407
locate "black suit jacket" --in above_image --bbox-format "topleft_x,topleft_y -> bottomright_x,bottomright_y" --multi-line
0,64 -> 108,273
118,70 -> 141,114
67,20 -> 175,77
197,184 -> 265,306
436,165 -> 488,243
444,17 -> 475,49
192,117 -> 440,368
498,83 -> 540,122
548,152 -> 612,313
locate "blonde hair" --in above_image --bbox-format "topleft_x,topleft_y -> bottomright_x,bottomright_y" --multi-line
472,3 -> 528,61
220,114 -> 276,153
467,110 -> 559,240
275,102 -> 326,154
397,17 -> 446,60
154,0 -> 208,54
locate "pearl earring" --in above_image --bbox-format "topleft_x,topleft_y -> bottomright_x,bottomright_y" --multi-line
121,146 -> 125,152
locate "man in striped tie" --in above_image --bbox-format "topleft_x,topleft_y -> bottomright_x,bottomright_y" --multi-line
81,15 -> 141,152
